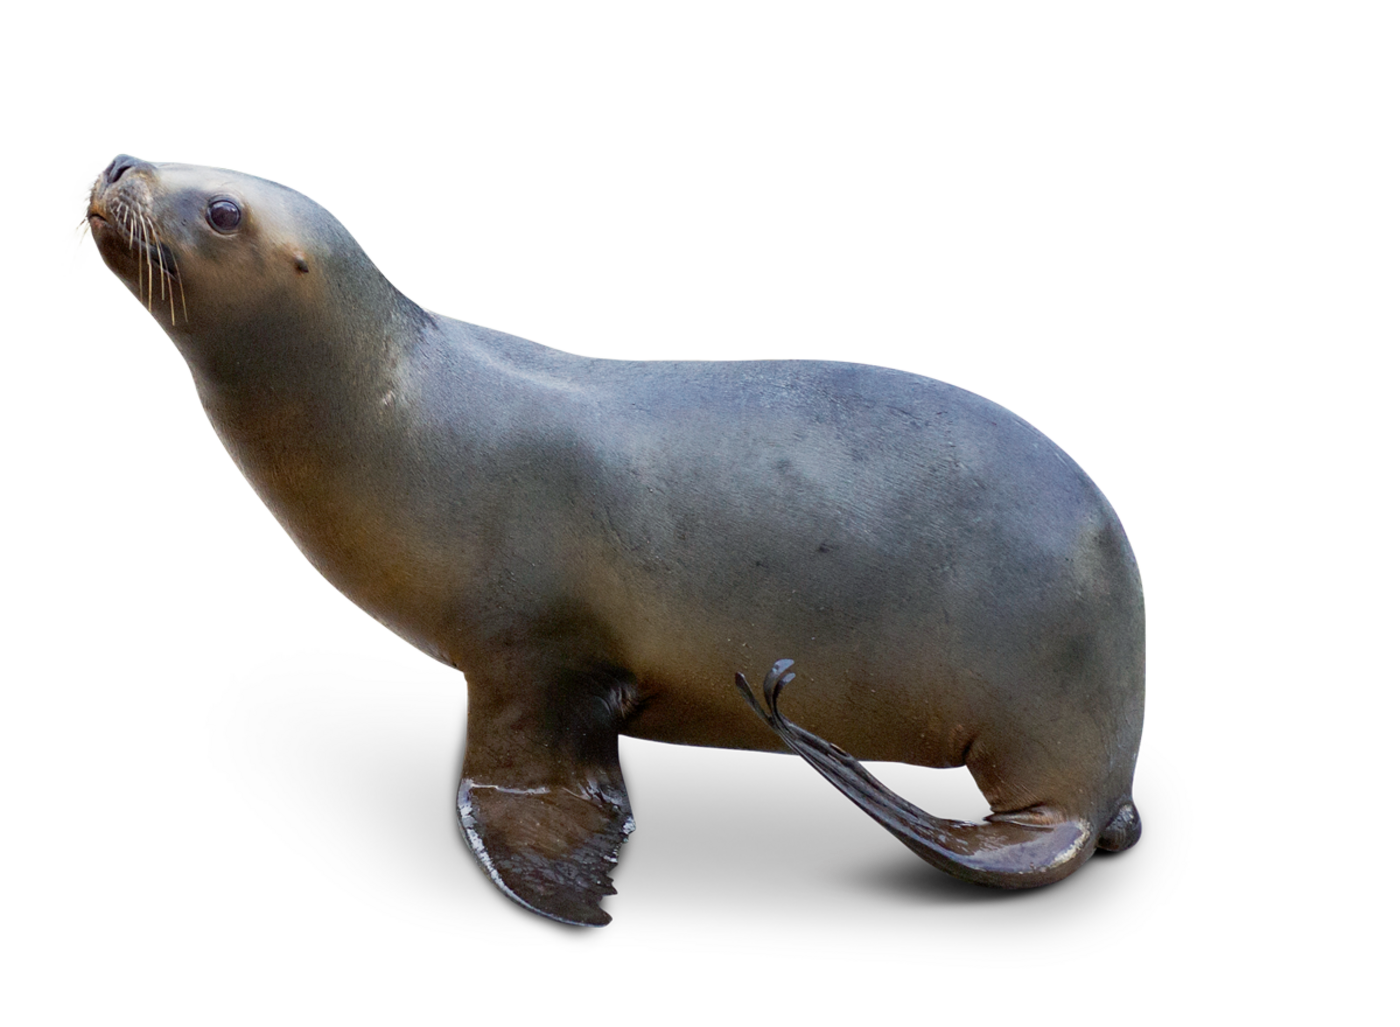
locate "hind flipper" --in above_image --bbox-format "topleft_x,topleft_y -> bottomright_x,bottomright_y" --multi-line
736,661 -> 1093,889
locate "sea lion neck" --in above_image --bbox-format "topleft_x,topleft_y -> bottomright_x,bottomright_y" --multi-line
181,273 -> 435,445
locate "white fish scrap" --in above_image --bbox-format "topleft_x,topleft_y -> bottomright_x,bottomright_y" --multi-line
64,161 -> 106,275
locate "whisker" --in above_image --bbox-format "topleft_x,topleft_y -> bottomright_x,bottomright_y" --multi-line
155,227 -> 176,325
101,192 -> 184,321
140,214 -> 154,317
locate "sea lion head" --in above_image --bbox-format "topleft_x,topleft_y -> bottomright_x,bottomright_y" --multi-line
87,155 -> 401,384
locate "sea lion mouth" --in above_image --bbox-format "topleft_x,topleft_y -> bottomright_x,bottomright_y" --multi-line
89,182 -> 187,323
88,208 -> 161,267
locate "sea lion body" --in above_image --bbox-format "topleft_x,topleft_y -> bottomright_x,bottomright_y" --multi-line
89,156 -> 1144,925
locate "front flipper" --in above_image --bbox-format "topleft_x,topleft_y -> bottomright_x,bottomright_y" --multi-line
457,660 -> 637,926
457,776 -> 633,926
736,661 -> 1093,889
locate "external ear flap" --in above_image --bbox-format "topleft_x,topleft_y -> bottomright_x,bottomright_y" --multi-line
293,252 -> 310,273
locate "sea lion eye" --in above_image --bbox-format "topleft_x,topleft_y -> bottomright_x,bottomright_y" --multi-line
207,198 -> 242,232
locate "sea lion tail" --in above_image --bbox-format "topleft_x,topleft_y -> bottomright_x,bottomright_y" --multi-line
1095,799 -> 1143,853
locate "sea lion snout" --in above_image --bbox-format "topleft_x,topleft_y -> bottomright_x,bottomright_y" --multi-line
100,153 -> 149,187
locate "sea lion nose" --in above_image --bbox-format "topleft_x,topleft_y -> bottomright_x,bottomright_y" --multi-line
103,154 -> 147,186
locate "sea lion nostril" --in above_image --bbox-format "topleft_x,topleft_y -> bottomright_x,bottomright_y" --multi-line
105,152 -> 139,183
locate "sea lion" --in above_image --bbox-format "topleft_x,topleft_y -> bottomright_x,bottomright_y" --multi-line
88,154 -> 1145,926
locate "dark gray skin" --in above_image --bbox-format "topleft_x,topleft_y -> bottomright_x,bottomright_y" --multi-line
89,155 -> 1144,926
